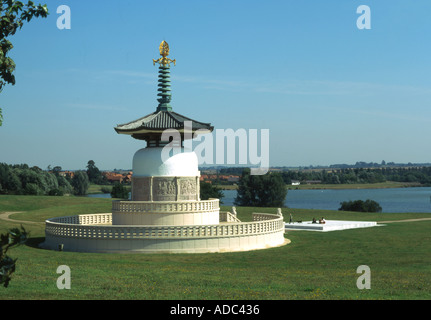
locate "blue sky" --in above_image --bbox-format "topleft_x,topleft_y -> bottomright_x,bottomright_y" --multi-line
1,0 -> 431,170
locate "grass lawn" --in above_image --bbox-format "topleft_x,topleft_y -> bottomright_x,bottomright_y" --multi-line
1,195 -> 430,300
87,184 -> 112,194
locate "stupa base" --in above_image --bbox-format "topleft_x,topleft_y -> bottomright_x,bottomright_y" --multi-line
41,212 -> 287,254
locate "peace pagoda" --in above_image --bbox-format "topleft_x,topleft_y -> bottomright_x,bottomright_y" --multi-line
41,41 -> 288,253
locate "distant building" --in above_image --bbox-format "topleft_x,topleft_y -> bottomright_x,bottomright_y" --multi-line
59,171 -> 75,179
200,174 -> 239,184
227,176 -> 239,183
291,180 -> 300,186
103,172 -> 125,183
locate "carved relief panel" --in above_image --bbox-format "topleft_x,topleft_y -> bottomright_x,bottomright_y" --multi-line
178,177 -> 198,201
153,177 -> 177,201
132,176 -> 200,201
132,177 -> 151,201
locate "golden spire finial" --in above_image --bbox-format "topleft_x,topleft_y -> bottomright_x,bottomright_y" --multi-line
153,40 -> 176,67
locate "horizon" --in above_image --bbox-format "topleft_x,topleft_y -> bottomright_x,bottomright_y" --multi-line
1,1 -> 431,170
4,160 -> 431,173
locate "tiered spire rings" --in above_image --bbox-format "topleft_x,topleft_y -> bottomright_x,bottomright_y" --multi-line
153,41 -> 175,112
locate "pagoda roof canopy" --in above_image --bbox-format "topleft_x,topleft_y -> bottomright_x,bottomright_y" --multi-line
114,110 -> 214,139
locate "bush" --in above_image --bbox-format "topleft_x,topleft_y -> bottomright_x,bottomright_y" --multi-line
110,182 -> 129,199
48,188 -> 64,196
339,199 -> 382,213
1,226 -> 28,288
200,182 -> 224,203
24,183 -> 42,195
101,186 -> 112,194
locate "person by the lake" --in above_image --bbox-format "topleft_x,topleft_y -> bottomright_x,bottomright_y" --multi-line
312,218 -> 317,224
319,217 -> 326,224
289,213 -> 293,224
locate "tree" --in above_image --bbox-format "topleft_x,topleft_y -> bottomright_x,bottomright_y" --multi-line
1,225 -> 28,288
24,182 -> 41,195
52,166 -> 62,176
110,182 -> 129,199
71,171 -> 90,196
0,0 -> 49,126
86,160 -> 98,182
5,169 -> 22,194
235,168 -> 287,207
200,182 -> 224,203
56,174 -> 73,195
86,160 -> 105,184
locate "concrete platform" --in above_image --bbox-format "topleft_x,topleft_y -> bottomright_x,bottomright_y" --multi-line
285,220 -> 378,232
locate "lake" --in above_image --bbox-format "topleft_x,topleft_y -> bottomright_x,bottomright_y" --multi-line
221,187 -> 431,213
88,187 -> 431,213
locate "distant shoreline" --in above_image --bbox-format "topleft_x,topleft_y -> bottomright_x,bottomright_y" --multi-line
215,181 -> 425,191
87,181 -> 426,193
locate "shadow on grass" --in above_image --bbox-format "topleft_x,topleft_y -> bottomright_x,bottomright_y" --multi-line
25,237 -> 46,249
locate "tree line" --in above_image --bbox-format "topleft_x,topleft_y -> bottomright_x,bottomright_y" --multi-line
210,166 -> 431,186
0,160 -> 109,196
0,163 -> 74,196
281,167 -> 431,185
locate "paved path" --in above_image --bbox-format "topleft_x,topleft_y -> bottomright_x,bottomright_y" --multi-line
0,212 -> 44,225
379,217 -> 431,224
2,211 -> 431,226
